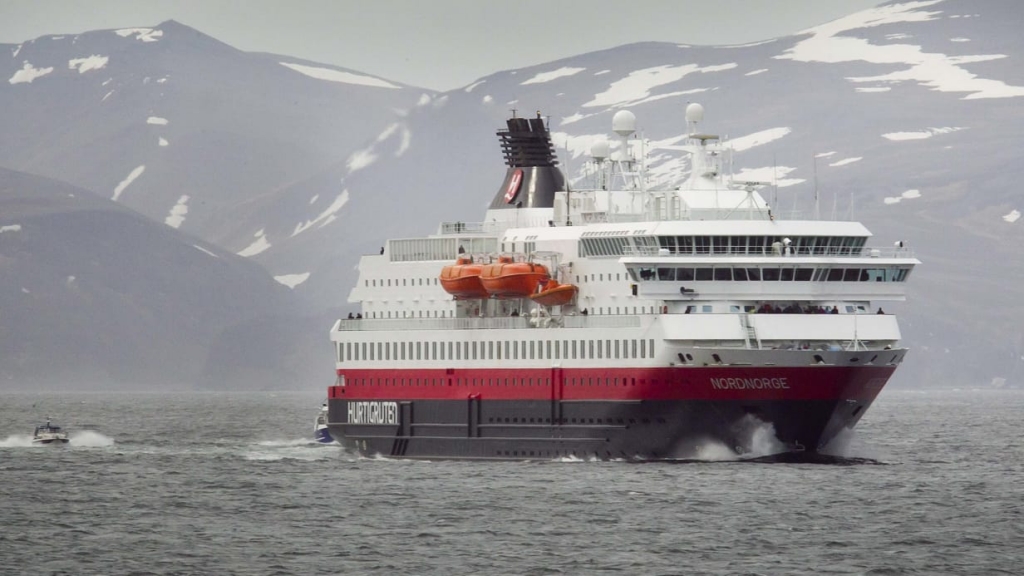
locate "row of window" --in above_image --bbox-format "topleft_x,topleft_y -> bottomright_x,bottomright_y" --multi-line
355,306 -> 663,320
630,266 -> 912,283
338,338 -> 657,363
367,277 -> 439,287
580,235 -> 870,257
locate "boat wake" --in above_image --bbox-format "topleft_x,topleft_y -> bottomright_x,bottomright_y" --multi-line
242,438 -> 347,462
70,431 -> 115,447
0,430 -> 115,448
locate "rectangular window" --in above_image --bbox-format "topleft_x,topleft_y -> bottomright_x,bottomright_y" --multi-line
588,340 -> 594,358
714,267 -> 732,281
631,339 -> 637,358
431,342 -> 436,360
530,341 -> 535,359
572,340 -> 578,359
400,342 -> 406,360
649,339 -> 655,356
640,339 -> 646,358
546,341 -> 552,359
416,342 -> 421,360
554,341 -> 560,360
346,342 -> 352,362
695,268 -> 713,281
780,268 -> 794,281
579,340 -> 586,359
622,339 -> 629,358
795,268 -> 813,281
762,267 -> 780,281
472,341 -> 478,359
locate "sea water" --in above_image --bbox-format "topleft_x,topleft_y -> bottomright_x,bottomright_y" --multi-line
0,389 -> 1021,575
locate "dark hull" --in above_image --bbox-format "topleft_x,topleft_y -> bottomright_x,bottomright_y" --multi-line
326,364 -> 892,461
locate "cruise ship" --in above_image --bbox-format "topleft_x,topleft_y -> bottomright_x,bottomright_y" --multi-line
325,103 -> 918,460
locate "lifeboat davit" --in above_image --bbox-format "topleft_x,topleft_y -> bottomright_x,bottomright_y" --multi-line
439,257 -> 488,299
529,279 -> 578,307
480,256 -> 550,298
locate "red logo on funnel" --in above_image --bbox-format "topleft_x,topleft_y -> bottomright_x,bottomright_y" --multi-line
503,169 -> 523,204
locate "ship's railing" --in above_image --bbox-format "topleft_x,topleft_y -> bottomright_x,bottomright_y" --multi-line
335,315 -> 641,332
621,246 -> 915,258
439,221 -> 503,235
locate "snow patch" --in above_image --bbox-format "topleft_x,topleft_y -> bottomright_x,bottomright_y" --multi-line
729,127 -> 791,152
274,273 -> 311,289
111,165 -> 145,201
115,28 -> 163,42
193,244 -> 219,258
950,37 -> 970,43
594,70 -> 610,76
157,77 -> 168,83
777,1 -> 1024,100
882,126 -> 965,140
158,137 -> 168,147
68,55 -> 108,73
856,86 -> 891,92
309,194 -> 319,205
584,63 -> 737,108
464,80 -> 485,92
829,157 -> 862,167
482,95 -> 493,104
732,166 -> 805,188
416,94 -> 431,107
292,191 -> 349,237
8,62 -> 54,84
521,66 -> 585,85
12,44 -> 22,58
146,116 -> 168,125
279,62 -> 399,89
396,126 -> 411,157
0,224 -> 22,233
102,90 -> 114,101
347,148 -> 377,173
745,68 -> 768,76
164,195 -> 189,228
815,151 -> 837,158
883,189 -> 922,204
238,229 -> 271,257
1003,210 -> 1021,223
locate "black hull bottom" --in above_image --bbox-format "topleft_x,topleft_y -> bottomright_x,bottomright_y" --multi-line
326,398 -> 875,461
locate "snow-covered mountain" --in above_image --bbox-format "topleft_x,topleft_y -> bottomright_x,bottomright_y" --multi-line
2,0 -> 1023,390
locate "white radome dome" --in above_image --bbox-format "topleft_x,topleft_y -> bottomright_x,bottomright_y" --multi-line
591,140 -> 610,160
685,102 -> 705,123
612,110 -> 636,136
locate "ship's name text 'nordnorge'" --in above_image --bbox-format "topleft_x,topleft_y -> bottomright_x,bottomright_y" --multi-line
710,377 -> 790,390
347,401 -> 399,425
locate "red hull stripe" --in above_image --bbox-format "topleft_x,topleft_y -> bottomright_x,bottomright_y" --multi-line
330,366 -> 893,402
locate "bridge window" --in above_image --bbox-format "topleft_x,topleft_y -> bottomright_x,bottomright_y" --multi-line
714,267 -> 732,281
695,268 -> 713,281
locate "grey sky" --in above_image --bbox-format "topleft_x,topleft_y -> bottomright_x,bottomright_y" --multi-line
1,0 -> 882,91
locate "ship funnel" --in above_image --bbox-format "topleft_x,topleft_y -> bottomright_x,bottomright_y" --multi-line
489,112 -> 567,209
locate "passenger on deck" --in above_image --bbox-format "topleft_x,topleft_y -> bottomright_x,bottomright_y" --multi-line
356,313 -> 362,319
830,306 -> 839,314
458,245 -> 465,254
347,312 -> 354,319
877,308 -> 885,314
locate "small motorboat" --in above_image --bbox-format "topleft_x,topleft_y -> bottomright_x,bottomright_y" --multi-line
529,279 -> 578,307
33,419 -> 69,445
314,402 -> 334,444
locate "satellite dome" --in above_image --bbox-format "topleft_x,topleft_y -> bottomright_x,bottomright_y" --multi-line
685,103 -> 704,123
591,140 -> 610,160
612,110 -> 636,137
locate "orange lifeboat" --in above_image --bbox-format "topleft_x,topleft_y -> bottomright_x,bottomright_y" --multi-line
479,256 -> 550,298
529,279 -> 578,307
439,257 -> 488,299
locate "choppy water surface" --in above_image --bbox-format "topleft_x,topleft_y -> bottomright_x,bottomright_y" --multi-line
1,389 -> 1021,575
